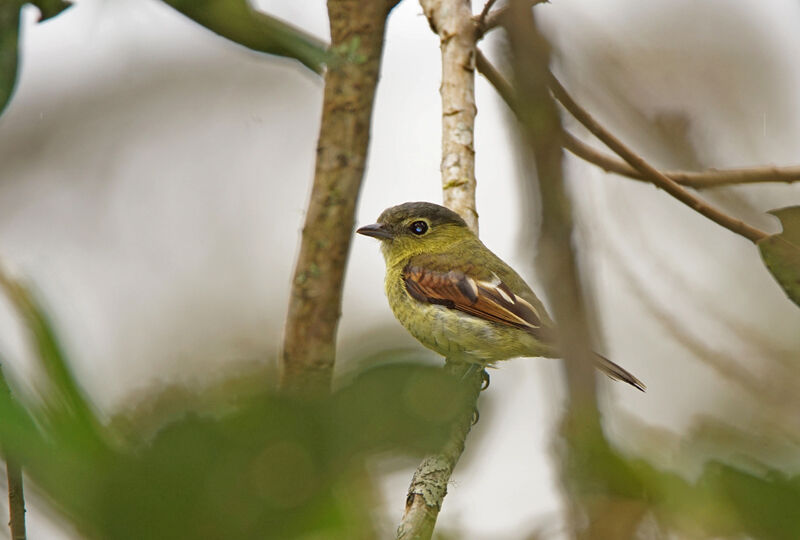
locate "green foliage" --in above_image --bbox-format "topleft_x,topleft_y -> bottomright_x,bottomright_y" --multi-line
161,0 -> 328,75
564,421 -> 800,539
0,0 -> 71,115
0,278 -> 472,539
759,206 -> 800,308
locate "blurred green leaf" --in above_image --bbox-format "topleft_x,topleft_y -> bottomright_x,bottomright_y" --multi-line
161,0 -> 328,75
758,206 -> 800,307
0,272 -> 468,539
564,423 -> 800,539
0,0 -> 71,115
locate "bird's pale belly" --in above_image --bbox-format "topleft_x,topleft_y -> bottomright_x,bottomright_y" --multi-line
387,279 -> 545,364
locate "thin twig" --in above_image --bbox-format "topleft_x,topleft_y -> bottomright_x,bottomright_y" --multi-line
476,0 -> 498,30
280,0 -> 401,394
547,75 -> 770,244
6,460 -> 25,540
475,49 -> 800,190
477,49 -> 772,243
562,131 -> 800,189
477,0 -> 549,37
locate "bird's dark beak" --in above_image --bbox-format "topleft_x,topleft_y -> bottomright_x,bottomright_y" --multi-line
356,223 -> 393,240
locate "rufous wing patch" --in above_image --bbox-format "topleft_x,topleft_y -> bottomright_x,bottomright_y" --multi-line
403,265 -> 542,331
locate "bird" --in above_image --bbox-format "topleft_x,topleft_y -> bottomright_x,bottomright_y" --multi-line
356,201 -> 645,391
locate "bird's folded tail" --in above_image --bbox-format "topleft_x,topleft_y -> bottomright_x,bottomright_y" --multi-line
593,353 -> 646,392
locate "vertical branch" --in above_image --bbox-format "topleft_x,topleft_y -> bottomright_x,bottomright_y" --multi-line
281,0 -> 400,394
420,0 -> 479,233
6,460 -> 24,540
504,2 -> 605,537
0,367 -> 25,540
398,2 -> 481,538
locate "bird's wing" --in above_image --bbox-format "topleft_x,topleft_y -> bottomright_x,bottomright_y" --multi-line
403,257 -> 544,333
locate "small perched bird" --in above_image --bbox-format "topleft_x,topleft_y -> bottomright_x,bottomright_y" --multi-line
356,201 -> 645,391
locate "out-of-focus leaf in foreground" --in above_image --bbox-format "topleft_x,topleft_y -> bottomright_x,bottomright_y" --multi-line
564,424 -> 800,539
0,0 -> 71,115
0,275 -> 470,539
758,206 -> 800,308
160,0 -> 328,75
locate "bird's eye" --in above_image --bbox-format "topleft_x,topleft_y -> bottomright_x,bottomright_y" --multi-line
409,220 -> 428,235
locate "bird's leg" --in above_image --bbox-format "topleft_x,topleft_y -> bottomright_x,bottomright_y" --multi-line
480,369 -> 490,390
460,362 -> 480,381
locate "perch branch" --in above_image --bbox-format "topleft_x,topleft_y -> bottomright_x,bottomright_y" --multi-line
397,1 -> 482,537
280,0 -> 400,394
396,365 -> 483,539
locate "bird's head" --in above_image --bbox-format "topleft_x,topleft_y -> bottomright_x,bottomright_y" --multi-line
357,202 -> 473,263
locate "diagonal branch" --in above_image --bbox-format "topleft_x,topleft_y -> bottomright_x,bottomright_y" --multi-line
474,48 -> 770,244
476,0 -> 549,38
476,50 -> 800,189
561,131 -> 800,189
547,75 -> 770,243
476,0 -> 499,30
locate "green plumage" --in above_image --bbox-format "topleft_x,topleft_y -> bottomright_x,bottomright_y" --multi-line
358,202 -> 644,390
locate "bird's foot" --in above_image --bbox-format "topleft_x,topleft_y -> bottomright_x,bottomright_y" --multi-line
480,369 -> 490,391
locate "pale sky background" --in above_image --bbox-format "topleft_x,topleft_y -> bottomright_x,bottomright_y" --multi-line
1,0 -> 800,538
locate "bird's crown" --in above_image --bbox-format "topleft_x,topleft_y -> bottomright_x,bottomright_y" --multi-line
377,202 -> 467,228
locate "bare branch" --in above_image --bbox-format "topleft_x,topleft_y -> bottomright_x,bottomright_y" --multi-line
503,0 -> 598,418
420,0 -> 479,233
280,0 -> 400,394
6,460 -> 25,540
476,0 -> 499,30
476,49 -> 800,190
397,1 -> 482,537
396,365 -> 483,540
547,76 -> 770,244
477,0 -> 549,37
475,49 -> 769,244
563,131 -> 800,189
504,3 -> 607,536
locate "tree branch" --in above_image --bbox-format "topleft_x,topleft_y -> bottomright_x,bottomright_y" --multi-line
396,364 -> 483,540
474,48 -> 770,244
397,1 -> 482,537
421,0 -> 480,233
503,4 -> 625,537
562,130 -> 800,189
476,0 -> 499,30
547,75 -> 770,244
477,0 -> 549,38
280,0 -> 400,394
6,460 -> 24,540
504,0 -> 598,424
